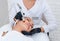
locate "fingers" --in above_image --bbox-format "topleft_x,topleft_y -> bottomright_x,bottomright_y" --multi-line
2,31 -> 8,36
40,27 -> 44,32
24,17 -> 34,26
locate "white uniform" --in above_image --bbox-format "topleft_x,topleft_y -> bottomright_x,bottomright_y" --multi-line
2,30 -> 34,41
7,0 -> 57,33
0,0 -> 57,41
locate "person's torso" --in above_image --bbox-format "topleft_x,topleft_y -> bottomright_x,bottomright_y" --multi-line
8,0 -> 45,28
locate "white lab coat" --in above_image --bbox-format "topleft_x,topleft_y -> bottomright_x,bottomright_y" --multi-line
0,0 -> 57,41
7,0 -> 57,33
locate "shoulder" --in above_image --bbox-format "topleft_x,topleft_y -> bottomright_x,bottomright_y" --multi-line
2,31 -> 34,41
38,0 -> 47,4
2,31 -> 27,41
2,31 -> 19,41
37,0 -> 46,6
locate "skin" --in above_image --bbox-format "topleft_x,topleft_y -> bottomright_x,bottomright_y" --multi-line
13,17 -> 34,32
23,0 -> 36,10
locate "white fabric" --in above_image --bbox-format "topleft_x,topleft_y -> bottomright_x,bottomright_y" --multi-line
0,36 -> 2,41
31,32 -> 49,41
2,30 -> 34,41
7,0 -> 57,33
0,0 -> 57,41
0,24 -> 12,41
0,24 -> 12,37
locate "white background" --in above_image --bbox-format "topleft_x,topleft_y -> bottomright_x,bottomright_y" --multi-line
0,0 -> 60,41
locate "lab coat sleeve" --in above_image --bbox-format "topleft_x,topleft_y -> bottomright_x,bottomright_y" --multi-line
7,0 -> 20,25
41,0 -> 57,33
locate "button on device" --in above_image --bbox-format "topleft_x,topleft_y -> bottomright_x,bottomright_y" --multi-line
23,13 -> 25,15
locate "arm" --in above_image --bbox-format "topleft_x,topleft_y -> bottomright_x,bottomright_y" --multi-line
41,0 -> 57,33
7,0 -> 20,26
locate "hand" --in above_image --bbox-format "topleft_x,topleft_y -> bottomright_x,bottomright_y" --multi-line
40,27 -> 44,32
2,31 -> 8,36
